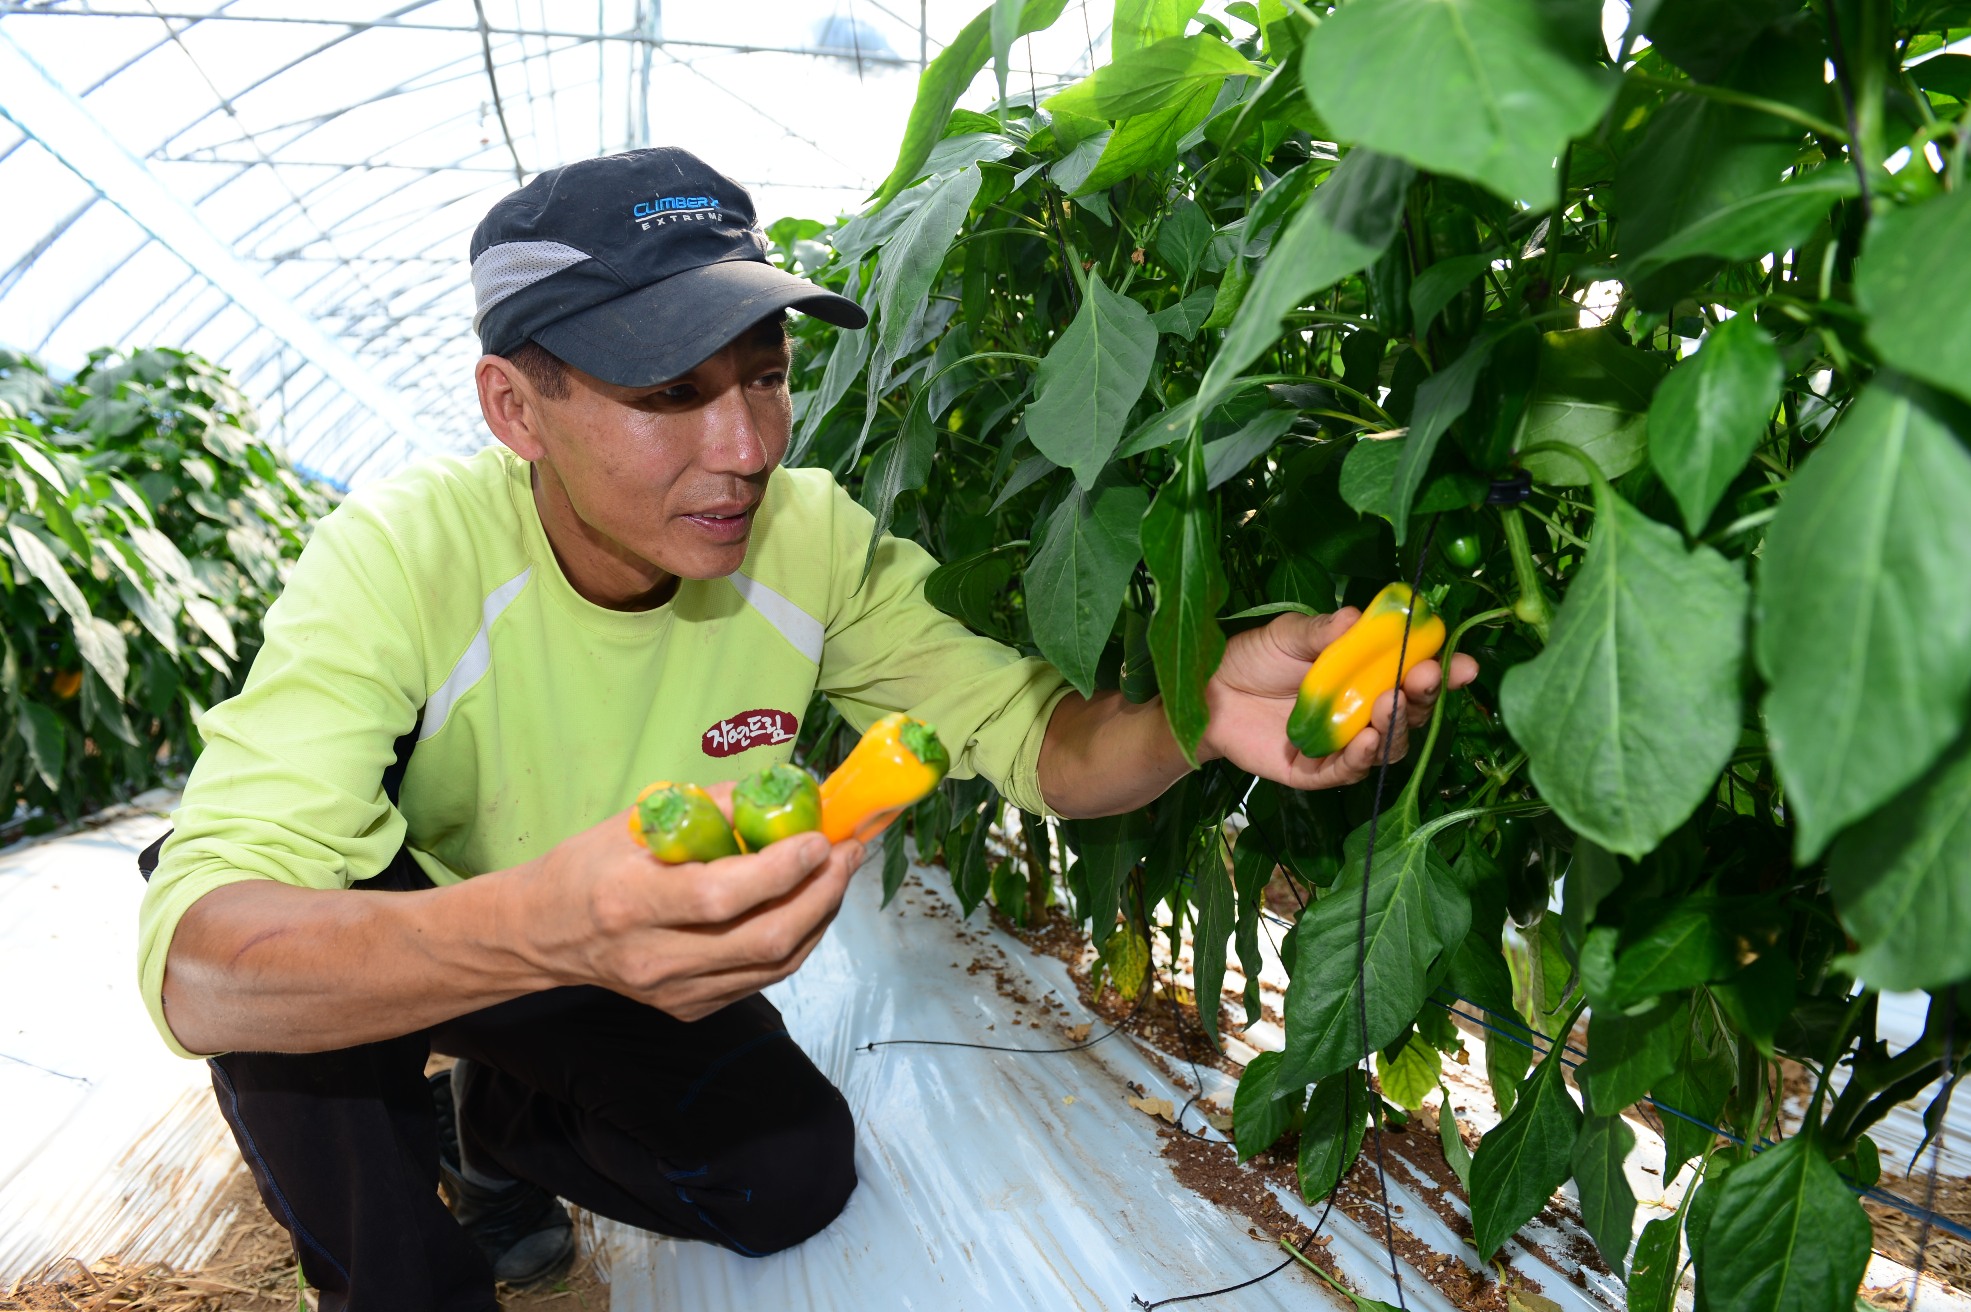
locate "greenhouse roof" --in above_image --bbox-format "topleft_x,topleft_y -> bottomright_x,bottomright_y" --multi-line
0,0 -> 1106,487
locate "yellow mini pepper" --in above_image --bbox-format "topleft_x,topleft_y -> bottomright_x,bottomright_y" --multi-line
819,713 -> 950,843
1287,583 -> 1445,759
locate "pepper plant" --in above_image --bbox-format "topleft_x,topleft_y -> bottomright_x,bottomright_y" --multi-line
0,346 -> 336,827
780,0 -> 1971,1304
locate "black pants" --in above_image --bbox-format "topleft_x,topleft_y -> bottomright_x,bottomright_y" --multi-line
196,858 -> 858,1311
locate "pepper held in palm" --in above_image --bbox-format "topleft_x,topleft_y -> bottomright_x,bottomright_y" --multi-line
628,781 -> 741,864
1287,583 -> 1445,759
732,763 -> 822,851
819,713 -> 950,843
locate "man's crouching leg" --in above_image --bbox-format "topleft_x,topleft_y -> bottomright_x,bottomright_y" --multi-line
433,985 -> 857,1257
207,1033 -> 498,1312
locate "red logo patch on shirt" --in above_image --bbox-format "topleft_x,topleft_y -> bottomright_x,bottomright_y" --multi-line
701,708 -> 799,757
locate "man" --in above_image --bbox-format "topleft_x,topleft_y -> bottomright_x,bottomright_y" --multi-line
137,148 -> 1473,1310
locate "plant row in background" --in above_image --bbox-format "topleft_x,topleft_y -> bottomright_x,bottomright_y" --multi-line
781,0 -> 1971,1307
0,347 -> 336,830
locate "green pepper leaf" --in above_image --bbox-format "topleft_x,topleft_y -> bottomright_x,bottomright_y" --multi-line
1231,835 -> 1275,1025
1571,1114 -> 1638,1269
1516,329 -> 1667,487
949,814 -> 993,918
1693,1137 -> 1871,1312
1615,26 -> 1831,298
858,401 -> 939,579
18,701 -> 65,791
1856,188 -> 1971,406
1607,897 -> 1739,1008
1024,272 -> 1158,489
1470,1048 -> 1582,1260
1577,997 -> 1683,1117
1277,825 -> 1469,1090
1376,1030 -> 1441,1110
1233,1049 -> 1303,1163
1026,473 -> 1147,697
1192,149 -> 1413,420
1651,1003 -> 1733,1177
1298,1069 -> 1370,1203
1298,0 -> 1614,204
857,166 -> 984,461
1155,197 -> 1214,286
1114,0 -> 1206,57
924,540 -> 1025,642
1409,250 -> 1498,339
1191,834 -> 1234,1052
1627,169 -> 1858,285
881,828 -> 911,907
1142,432 -> 1228,765
1500,486 -> 1748,858
1439,1093 -> 1473,1190
1828,730 -> 1971,993
1647,313 -> 1783,536
1626,1213 -> 1683,1312
1061,809 -> 1153,941
1388,329 -> 1500,538
1756,376 -> 1971,862
1044,33 -> 1258,121
872,0 -> 1068,203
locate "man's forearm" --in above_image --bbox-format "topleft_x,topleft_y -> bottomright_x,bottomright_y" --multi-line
161,869 -> 555,1056
1036,690 -> 1198,818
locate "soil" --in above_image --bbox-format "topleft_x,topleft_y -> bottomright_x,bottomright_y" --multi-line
0,1171 -> 608,1311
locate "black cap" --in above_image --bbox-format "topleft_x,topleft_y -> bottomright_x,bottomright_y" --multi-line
469,147 -> 867,386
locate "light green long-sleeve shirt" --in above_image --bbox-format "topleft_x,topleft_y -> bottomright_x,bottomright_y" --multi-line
139,447 -> 1068,1056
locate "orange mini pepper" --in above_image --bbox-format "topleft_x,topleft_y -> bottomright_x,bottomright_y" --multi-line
818,713 -> 950,843
1287,583 -> 1445,759
627,781 -> 741,864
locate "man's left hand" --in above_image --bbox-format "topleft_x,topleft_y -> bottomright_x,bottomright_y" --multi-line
1198,609 -> 1479,791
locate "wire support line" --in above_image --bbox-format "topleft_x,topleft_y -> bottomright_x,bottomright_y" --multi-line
0,6 -> 931,68
472,0 -> 525,184
0,1050 -> 92,1085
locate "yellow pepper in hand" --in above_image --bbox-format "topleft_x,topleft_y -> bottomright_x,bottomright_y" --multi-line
628,781 -> 741,864
819,713 -> 950,843
1287,583 -> 1445,759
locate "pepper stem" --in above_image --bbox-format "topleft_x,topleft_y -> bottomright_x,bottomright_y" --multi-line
1394,607 -> 1512,824
1499,507 -> 1551,641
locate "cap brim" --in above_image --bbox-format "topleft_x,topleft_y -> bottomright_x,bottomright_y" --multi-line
530,259 -> 868,388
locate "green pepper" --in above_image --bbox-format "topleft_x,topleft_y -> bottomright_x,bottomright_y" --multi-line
1441,513 -> 1483,570
732,763 -> 822,851
630,781 -> 741,864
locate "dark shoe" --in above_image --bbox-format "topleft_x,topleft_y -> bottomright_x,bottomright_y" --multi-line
428,1068 -> 576,1288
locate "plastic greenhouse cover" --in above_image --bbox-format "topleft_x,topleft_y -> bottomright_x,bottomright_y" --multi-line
0,0 -> 1104,487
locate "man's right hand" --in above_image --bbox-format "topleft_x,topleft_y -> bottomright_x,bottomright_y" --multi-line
515,803 -> 863,1022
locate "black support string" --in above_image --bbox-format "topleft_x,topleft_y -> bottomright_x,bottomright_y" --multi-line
1909,992 -> 1958,1309
1348,512 -> 1440,1310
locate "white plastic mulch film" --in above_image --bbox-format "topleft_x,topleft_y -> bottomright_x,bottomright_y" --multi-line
0,0 -> 1105,488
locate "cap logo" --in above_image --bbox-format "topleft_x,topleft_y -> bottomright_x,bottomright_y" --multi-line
633,194 -> 722,231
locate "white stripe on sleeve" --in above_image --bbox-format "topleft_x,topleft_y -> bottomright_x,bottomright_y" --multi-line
419,567 -> 534,742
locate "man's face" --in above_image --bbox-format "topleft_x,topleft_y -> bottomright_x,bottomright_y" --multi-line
509,319 -> 794,586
